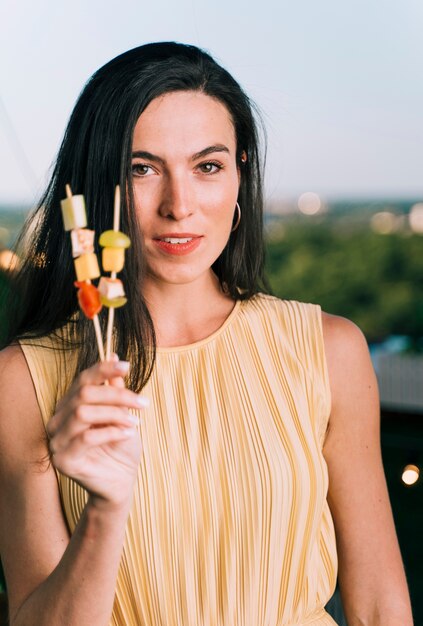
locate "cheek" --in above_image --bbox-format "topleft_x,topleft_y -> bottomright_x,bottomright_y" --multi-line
132,185 -> 158,227
200,172 -> 239,212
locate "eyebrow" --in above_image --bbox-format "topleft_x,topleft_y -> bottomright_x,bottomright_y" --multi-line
131,144 -> 230,164
192,144 -> 230,161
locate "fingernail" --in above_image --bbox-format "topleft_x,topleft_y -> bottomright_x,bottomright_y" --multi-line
137,395 -> 149,407
122,428 -> 136,437
127,414 -> 139,425
115,361 -> 130,373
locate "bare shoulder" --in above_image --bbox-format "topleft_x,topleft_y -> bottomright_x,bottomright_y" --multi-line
0,342 -> 32,379
320,311 -> 377,415
0,344 -> 46,466
320,310 -> 370,366
0,343 -> 35,390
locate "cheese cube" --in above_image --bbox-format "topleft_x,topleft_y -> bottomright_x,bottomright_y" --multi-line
61,195 -> 87,231
102,247 -> 125,272
98,277 -> 126,299
74,253 -> 100,281
71,229 -> 95,258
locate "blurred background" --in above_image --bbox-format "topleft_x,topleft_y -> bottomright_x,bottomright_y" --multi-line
0,1 -> 422,624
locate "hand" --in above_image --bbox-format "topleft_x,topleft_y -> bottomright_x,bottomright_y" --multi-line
46,357 -> 147,510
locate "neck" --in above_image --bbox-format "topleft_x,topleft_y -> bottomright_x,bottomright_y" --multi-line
143,271 -> 235,348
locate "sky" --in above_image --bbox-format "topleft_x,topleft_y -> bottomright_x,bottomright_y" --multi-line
0,0 -> 422,205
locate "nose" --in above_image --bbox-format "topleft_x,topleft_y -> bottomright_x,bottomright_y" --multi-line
159,172 -> 194,221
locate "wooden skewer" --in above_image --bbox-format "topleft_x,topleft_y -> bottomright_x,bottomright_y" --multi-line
113,185 -> 121,231
93,315 -> 106,362
65,182 -> 105,362
105,185 -> 121,361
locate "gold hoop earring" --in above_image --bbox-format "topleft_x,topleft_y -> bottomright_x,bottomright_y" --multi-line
231,202 -> 241,232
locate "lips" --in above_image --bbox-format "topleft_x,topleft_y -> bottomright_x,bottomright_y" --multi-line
153,233 -> 203,256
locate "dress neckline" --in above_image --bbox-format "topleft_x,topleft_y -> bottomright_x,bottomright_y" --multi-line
156,299 -> 243,354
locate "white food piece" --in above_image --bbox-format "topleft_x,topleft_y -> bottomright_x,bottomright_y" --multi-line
98,277 -> 126,299
61,195 -> 87,231
71,229 -> 95,258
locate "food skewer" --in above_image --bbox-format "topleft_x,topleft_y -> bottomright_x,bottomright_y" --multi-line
106,187 -> 120,360
61,184 -> 105,361
99,185 -> 130,361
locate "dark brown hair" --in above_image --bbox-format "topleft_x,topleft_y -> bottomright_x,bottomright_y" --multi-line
2,42 -> 268,391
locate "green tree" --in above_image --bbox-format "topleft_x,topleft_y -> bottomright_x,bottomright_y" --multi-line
265,222 -> 422,347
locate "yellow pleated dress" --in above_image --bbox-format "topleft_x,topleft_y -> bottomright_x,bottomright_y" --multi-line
20,295 -> 338,626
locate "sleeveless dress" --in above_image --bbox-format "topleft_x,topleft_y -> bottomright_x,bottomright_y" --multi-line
20,295 -> 338,626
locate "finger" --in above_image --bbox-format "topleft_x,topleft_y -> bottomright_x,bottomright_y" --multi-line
73,384 -> 147,410
46,410 -> 66,438
54,360 -> 130,413
78,359 -> 130,387
49,405 -> 140,448
48,387 -> 146,437
108,353 -> 126,388
52,425 -> 138,466
109,376 -> 125,388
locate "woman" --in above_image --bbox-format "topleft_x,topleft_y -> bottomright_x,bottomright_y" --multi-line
0,42 -> 413,625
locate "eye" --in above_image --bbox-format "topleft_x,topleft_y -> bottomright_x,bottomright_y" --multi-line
131,163 -> 155,177
197,161 -> 223,174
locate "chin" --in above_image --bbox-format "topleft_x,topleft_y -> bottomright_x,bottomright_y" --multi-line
146,254 -> 222,286
148,267 -> 208,286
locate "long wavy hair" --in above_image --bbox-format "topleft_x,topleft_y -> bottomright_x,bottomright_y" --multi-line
3,42 -> 268,391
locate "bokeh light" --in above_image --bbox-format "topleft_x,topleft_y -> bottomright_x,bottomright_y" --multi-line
409,203 -> 423,234
0,249 -> 19,271
297,192 -> 321,215
401,464 -> 420,486
370,211 -> 398,234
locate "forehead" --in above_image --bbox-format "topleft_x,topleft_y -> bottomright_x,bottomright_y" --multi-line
132,91 -> 236,152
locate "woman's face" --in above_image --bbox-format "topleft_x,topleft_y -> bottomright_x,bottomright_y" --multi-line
131,90 -> 240,289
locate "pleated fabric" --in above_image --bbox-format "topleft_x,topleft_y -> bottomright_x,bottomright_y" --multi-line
20,295 -> 338,626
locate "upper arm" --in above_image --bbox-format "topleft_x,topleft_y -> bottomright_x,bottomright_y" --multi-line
0,345 -> 70,618
321,312 -> 413,624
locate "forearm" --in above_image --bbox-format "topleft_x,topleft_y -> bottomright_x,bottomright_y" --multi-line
11,496 -> 130,626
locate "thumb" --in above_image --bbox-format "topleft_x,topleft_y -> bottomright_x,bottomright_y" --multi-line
108,353 -> 126,388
